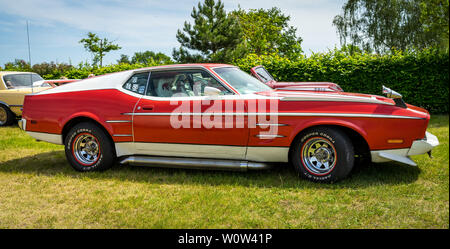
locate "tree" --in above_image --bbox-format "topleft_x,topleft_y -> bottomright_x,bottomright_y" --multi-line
333,0 -> 449,53
117,51 -> 173,65
173,0 -> 242,63
79,32 -> 121,67
31,62 -> 73,79
131,51 -> 173,64
231,7 -> 303,59
117,54 -> 131,64
420,0 -> 449,50
3,59 -> 31,71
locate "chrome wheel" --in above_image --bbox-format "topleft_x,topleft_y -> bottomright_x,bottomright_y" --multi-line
302,137 -> 337,175
72,133 -> 100,166
0,107 -> 7,126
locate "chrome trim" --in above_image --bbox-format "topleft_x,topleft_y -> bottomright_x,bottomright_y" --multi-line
279,87 -> 335,91
256,123 -> 288,126
302,137 -> 336,174
255,134 -> 285,138
120,156 -> 271,171
106,120 -> 132,123
113,134 -> 132,137
121,112 -> 424,119
73,133 -> 100,165
131,66 -> 238,96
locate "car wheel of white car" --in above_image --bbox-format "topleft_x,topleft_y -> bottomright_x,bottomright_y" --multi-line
291,127 -> 354,183
64,122 -> 116,172
0,105 -> 15,127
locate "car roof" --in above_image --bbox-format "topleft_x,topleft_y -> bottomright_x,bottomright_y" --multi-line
0,71 -> 38,77
136,63 -> 234,71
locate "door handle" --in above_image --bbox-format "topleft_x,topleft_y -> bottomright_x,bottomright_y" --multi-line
142,105 -> 154,111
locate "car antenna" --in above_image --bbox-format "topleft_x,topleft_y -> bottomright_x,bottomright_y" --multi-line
26,20 -> 33,93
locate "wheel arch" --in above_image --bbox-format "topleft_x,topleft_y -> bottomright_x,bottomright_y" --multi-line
0,100 -> 10,107
288,122 -> 371,162
61,116 -> 115,155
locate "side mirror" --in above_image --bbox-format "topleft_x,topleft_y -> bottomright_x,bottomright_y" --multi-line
204,86 -> 222,96
382,85 -> 402,99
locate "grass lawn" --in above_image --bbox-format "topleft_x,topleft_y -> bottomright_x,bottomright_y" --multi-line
0,115 -> 448,228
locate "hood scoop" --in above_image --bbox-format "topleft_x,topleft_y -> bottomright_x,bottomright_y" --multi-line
279,92 -> 393,105
382,85 -> 407,108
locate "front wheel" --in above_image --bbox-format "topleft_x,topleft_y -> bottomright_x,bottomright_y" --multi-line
291,127 -> 354,183
64,122 -> 116,172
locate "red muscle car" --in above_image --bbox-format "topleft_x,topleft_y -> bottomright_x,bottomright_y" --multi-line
251,65 -> 343,92
19,64 -> 439,182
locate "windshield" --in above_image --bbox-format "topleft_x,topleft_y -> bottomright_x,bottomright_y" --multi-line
3,73 -> 44,89
213,67 -> 273,94
254,67 -> 274,83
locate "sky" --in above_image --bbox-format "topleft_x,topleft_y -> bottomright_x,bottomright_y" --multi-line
0,0 -> 347,66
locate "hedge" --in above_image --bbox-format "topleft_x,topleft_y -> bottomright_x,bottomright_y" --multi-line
235,49 -> 449,114
3,49 -> 448,113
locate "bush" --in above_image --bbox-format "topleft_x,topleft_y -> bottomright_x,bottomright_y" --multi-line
235,49 -> 449,113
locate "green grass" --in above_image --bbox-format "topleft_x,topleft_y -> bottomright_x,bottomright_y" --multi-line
0,116 -> 448,228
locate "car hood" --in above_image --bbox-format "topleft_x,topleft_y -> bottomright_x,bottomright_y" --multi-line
254,90 -> 429,119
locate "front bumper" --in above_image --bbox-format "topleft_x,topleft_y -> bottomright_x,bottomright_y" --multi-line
371,131 -> 439,166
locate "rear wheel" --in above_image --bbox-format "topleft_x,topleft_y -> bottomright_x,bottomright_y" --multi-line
64,122 -> 116,171
0,105 -> 15,127
291,127 -> 354,183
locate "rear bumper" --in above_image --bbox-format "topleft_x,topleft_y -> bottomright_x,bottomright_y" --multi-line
18,118 -> 62,145
18,118 -> 26,130
371,131 -> 439,166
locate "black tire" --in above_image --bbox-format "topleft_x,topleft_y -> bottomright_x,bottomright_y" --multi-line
0,105 -> 15,127
290,127 -> 354,183
64,122 -> 116,172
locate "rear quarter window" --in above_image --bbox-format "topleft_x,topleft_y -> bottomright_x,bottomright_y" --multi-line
122,73 -> 149,95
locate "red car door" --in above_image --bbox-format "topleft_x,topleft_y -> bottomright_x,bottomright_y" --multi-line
132,69 -> 249,160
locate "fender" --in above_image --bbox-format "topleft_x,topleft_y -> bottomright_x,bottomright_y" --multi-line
61,112 -> 115,138
289,118 -> 369,146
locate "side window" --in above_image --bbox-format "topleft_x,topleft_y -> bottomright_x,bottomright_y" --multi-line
147,70 -> 233,97
122,73 -> 149,95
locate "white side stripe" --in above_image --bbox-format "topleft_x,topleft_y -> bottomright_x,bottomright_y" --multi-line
121,112 -> 424,119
